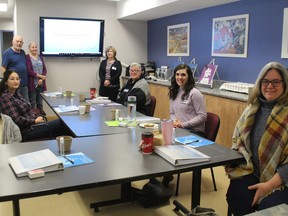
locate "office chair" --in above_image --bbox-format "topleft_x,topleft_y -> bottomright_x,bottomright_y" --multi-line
1,113 -> 22,144
175,112 -> 220,196
0,113 -> 54,144
147,96 -> 157,117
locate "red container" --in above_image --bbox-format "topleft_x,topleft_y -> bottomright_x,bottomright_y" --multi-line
90,87 -> 96,99
141,132 -> 154,154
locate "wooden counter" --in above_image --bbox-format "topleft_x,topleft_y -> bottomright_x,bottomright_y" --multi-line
122,76 -> 248,148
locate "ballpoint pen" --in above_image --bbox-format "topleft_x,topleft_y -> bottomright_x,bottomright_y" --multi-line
186,140 -> 199,144
63,155 -> 74,164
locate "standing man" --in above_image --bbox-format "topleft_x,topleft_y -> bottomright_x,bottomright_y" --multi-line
1,35 -> 29,101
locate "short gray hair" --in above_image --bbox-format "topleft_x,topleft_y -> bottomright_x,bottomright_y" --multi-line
130,63 -> 142,70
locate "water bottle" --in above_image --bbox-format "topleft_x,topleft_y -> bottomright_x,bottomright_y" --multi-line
127,96 -> 137,128
60,137 -> 65,156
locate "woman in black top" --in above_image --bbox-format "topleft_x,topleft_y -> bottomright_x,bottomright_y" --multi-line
98,46 -> 122,102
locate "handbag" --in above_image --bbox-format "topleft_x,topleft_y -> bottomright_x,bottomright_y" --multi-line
132,178 -> 172,208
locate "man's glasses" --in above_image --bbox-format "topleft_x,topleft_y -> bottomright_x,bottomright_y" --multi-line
261,79 -> 283,87
130,69 -> 141,73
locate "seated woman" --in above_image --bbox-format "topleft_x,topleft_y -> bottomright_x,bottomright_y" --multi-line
226,62 -> 288,215
0,70 -> 72,141
117,63 -> 151,115
169,63 -> 207,137
161,64 -> 207,188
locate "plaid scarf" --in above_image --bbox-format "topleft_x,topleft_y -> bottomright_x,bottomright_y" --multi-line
227,99 -> 288,183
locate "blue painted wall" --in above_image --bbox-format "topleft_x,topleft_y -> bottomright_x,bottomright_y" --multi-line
148,0 -> 288,83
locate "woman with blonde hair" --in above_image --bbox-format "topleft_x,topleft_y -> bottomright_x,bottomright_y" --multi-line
98,46 -> 122,101
226,62 -> 288,215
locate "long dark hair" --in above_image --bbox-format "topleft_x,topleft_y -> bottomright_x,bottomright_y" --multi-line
168,64 -> 195,100
0,70 -> 18,96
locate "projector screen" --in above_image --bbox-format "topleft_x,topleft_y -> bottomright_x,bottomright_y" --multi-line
39,17 -> 105,57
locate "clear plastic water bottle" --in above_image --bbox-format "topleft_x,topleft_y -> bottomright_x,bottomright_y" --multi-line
60,137 -> 65,156
127,96 -> 137,128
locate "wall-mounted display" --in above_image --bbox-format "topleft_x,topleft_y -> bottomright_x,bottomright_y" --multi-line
212,14 -> 249,58
39,17 -> 105,58
167,23 -> 190,56
281,8 -> 288,59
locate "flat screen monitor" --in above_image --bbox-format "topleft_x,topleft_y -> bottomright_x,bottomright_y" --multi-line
39,17 -> 105,57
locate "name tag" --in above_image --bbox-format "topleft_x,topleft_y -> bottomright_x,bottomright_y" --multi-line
181,100 -> 188,104
124,89 -> 129,92
112,66 -> 117,70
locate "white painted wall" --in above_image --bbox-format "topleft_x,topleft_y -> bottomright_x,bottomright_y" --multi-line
14,0 -> 147,93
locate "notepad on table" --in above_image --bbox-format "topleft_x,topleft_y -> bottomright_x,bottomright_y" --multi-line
175,135 -> 214,147
58,152 -> 94,168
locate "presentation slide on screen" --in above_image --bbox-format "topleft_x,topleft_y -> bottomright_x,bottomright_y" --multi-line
43,19 -> 101,54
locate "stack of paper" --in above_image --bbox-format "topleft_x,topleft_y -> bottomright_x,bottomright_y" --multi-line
136,116 -> 161,124
86,98 -> 112,104
54,105 -> 79,113
44,92 -> 63,97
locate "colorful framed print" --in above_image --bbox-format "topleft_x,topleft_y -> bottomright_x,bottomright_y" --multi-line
167,23 -> 190,56
212,14 -> 249,58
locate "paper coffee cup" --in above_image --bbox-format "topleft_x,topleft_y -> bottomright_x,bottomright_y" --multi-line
56,136 -> 73,152
79,94 -> 86,102
79,105 -> 86,115
66,91 -> 72,97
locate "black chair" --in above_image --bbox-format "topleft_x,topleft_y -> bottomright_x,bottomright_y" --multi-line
175,112 -> 220,196
147,96 -> 157,117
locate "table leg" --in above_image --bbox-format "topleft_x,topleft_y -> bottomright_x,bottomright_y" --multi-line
191,169 -> 202,209
90,182 -> 132,212
13,199 -> 20,216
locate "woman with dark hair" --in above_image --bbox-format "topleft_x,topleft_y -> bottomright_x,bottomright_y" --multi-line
162,64 -> 207,188
226,62 -> 288,215
0,70 -> 71,141
168,64 -> 207,137
98,46 -> 122,102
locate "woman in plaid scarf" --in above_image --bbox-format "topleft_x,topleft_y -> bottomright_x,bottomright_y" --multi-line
226,62 -> 288,215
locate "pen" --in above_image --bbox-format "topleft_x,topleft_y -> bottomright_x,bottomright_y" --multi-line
186,140 -> 199,144
63,155 -> 74,164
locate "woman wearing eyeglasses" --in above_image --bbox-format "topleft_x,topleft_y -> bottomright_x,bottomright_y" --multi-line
226,62 -> 288,215
116,63 -> 151,115
0,70 -> 72,142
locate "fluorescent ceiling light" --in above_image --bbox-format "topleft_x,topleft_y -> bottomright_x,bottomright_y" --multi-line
0,3 -> 8,12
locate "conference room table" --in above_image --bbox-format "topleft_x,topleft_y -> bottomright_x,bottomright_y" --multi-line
42,92 -> 132,137
0,128 -> 244,216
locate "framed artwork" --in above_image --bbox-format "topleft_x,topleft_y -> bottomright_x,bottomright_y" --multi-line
212,14 -> 249,58
167,23 -> 190,56
281,8 -> 288,58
